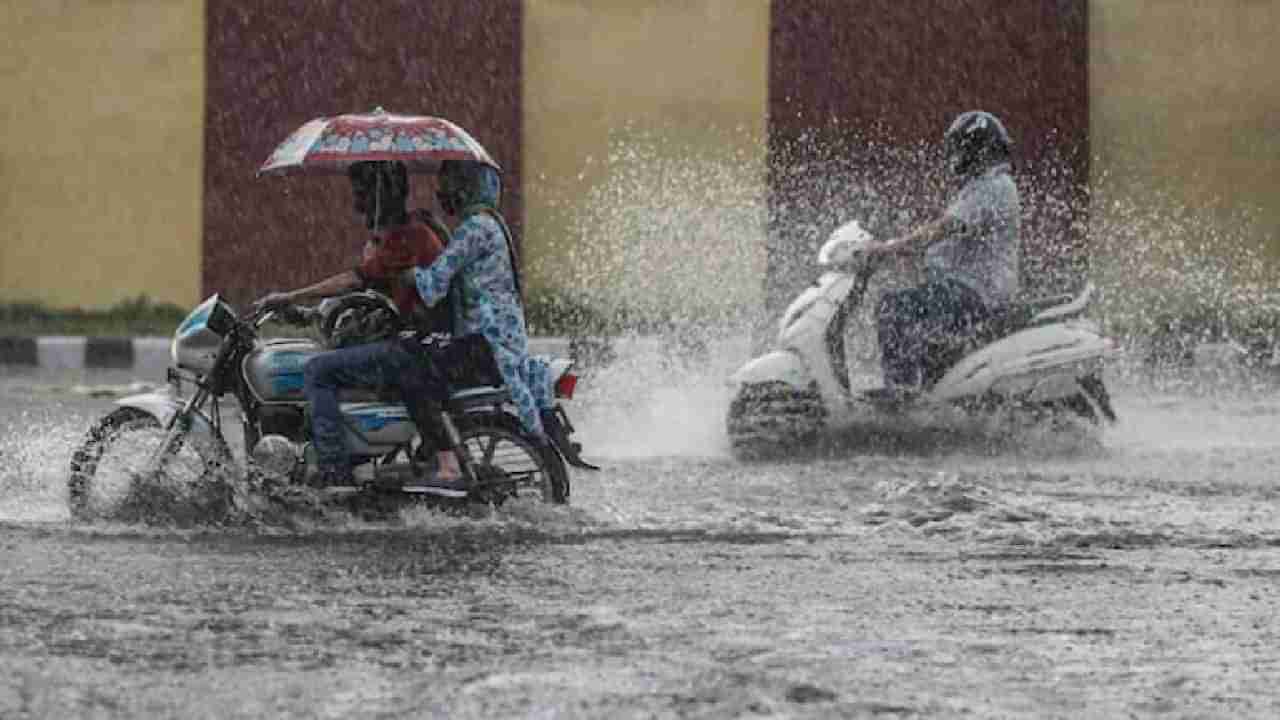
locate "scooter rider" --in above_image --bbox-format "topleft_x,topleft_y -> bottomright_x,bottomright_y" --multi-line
864,110 -> 1021,392
253,160 -> 465,490
402,159 -> 556,461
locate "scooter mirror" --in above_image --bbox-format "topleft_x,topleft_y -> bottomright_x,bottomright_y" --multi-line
817,220 -> 872,266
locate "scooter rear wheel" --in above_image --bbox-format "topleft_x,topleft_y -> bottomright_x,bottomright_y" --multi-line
1078,373 -> 1117,423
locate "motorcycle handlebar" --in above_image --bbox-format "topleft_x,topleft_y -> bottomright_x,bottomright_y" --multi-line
247,304 -> 317,329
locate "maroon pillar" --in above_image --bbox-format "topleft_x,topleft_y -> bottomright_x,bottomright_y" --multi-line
203,1 -> 522,307
767,0 -> 1089,310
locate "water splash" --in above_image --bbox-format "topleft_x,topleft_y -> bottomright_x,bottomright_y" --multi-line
1089,177 -> 1280,375
530,126 -> 768,333
0,409 -> 86,522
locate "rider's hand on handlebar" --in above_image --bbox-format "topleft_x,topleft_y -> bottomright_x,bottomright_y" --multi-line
862,237 -> 894,257
252,291 -> 293,313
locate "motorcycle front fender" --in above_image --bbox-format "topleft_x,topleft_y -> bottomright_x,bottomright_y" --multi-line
728,350 -> 812,391
114,391 -> 219,443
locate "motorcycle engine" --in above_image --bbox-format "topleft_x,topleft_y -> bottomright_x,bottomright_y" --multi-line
250,434 -> 301,478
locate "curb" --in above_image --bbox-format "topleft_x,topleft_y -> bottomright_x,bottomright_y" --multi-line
0,336 -> 575,374
0,337 -> 172,373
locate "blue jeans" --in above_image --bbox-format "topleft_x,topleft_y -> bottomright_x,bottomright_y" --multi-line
303,340 -> 450,473
877,279 -> 991,389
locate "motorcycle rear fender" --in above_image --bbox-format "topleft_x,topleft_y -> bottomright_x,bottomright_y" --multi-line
114,391 -> 219,442
728,350 -> 812,391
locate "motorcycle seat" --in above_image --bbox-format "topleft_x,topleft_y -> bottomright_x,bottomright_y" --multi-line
336,385 -> 510,408
449,385 -> 510,409
336,387 -> 395,403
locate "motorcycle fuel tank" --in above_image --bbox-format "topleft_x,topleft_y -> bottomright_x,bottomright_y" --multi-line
241,339 -> 323,403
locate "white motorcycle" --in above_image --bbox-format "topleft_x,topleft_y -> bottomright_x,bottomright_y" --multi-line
727,220 -> 1119,457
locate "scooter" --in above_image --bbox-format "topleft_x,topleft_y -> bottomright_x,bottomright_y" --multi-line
726,219 -> 1119,457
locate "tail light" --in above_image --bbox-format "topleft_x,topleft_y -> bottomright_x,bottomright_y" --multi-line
554,372 -> 578,400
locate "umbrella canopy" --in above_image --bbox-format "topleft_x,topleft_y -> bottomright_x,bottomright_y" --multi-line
258,107 -> 500,176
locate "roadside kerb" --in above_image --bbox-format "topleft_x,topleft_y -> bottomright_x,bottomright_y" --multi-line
0,336 -> 580,375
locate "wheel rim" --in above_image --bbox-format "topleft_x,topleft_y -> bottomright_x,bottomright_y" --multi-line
460,425 -> 557,503
72,411 -> 229,522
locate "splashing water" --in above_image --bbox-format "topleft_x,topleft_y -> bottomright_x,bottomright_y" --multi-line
1089,177 -> 1280,373
6,130 -> 1280,535
530,126 -> 768,333
0,409 -> 84,522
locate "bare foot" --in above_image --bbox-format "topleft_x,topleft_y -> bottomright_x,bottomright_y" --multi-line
436,451 -> 463,481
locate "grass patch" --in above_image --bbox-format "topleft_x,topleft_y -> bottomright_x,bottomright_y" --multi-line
0,295 -> 188,337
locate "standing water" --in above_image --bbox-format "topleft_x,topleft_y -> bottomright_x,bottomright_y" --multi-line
1,139 -> 1279,716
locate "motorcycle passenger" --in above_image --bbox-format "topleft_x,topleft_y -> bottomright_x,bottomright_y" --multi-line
864,110 -> 1021,393
404,159 -> 556,472
254,160 -> 463,490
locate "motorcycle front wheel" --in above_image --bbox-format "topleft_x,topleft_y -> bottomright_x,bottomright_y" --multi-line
68,407 -> 233,523
459,417 -> 569,505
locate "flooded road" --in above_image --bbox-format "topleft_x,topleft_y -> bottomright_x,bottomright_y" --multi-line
2,359 -> 1280,718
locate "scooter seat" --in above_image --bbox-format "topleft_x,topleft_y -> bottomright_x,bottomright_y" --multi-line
978,283 -> 1094,342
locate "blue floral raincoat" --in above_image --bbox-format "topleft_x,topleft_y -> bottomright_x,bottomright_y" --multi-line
411,209 -> 552,439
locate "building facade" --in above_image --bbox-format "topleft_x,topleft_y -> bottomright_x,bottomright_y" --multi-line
4,1 -> 1276,317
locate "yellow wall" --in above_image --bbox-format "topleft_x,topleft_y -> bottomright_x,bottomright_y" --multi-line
1090,1 -> 1280,273
522,0 -> 770,315
0,0 -> 204,309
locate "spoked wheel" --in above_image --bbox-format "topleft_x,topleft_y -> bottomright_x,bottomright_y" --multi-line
460,418 -> 568,505
726,381 -> 827,460
68,407 -> 232,523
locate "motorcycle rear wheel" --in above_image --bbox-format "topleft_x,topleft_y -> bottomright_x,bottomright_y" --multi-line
460,418 -> 569,505
68,407 -> 233,523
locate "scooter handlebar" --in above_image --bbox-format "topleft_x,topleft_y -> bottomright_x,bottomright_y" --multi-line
817,219 -> 876,268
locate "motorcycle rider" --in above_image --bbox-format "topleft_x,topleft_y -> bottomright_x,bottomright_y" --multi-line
254,160 -> 465,491
864,110 -> 1021,393
403,159 -> 556,465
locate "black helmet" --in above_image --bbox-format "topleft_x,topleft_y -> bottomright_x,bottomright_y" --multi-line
348,160 -> 409,230
943,111 -> 1012,178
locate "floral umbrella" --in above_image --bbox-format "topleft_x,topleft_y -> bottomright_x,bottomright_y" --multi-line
258,107 -> 500,176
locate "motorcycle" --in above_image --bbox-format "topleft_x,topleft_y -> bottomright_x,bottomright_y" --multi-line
726,219 -> 1119,457
68,291 -> 595,521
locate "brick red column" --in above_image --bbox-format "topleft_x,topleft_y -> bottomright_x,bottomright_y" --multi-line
203,1 -> 522,307
767,0 -> 1089,310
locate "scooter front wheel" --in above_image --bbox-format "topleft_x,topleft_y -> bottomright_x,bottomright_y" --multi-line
726,381 -> 826,460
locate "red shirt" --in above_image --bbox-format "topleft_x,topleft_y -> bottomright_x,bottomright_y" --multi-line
355,221 -> 445,314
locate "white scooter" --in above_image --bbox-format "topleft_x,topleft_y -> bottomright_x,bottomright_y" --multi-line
726,220 -> 1119,456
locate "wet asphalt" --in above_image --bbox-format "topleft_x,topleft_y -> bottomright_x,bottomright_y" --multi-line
2,363 -> 1280,718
